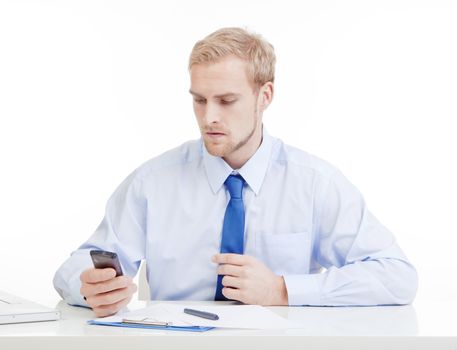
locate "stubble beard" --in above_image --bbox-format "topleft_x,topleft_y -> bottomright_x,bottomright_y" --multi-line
204,106 -> 259,158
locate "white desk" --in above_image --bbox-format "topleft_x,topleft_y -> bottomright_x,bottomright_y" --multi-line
1,298 -> 456,350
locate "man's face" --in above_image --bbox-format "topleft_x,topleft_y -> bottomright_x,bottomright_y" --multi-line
190,55 -> 262,159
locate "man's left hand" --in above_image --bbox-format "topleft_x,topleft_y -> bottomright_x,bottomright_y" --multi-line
212,253 -> 289,305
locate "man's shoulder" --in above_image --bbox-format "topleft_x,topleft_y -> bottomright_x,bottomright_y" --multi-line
131,139 -> 202,181
271,137 -> 340,180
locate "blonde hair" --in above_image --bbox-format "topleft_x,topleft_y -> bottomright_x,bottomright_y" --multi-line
188,27 -> 276,87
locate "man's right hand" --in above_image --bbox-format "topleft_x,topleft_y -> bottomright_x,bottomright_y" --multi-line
80,268 -> 137,317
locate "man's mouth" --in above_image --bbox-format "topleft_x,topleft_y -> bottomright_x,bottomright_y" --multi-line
206,131 -> 226,138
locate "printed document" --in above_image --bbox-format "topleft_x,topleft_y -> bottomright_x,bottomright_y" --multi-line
92,303 -> 304,330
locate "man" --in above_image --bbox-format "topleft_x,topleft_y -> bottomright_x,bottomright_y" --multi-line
54,27 -> 418,317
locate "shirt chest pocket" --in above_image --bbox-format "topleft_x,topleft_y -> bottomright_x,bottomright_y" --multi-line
254,231 -> 311,275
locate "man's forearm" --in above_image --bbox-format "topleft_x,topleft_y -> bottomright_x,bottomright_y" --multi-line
283,257 -> 417,306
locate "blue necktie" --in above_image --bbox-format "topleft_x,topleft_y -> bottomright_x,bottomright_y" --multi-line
215,174 -> 245,301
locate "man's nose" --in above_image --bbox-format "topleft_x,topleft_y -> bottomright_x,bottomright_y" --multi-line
203,103 -> 221,124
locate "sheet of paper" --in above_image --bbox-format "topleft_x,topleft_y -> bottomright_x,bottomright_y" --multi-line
93,303 -> 305,330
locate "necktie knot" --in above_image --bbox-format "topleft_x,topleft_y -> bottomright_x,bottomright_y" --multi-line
224,175 -> 245,199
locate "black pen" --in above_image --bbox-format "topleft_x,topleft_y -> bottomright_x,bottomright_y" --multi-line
183,308 -> 219,320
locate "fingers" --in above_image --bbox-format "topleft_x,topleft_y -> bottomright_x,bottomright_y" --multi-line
221,287 -> 245,303
93,293 -> 134,318
221,275 -> 244,289
217,264 -> 245,277
214,254 -> 285,305
80,268 -> 116,283
212,253 -> 250,266
80,275 -> 134,298
80,268 -> 137,317
87,283 -> 137,308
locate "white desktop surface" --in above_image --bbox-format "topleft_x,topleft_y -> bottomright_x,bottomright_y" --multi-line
0,297 -> 456,350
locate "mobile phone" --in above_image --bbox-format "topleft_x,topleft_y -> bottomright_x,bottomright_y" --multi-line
90,250 -> 123,277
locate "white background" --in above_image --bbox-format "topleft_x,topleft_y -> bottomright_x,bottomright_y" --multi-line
0,0 -> 456,310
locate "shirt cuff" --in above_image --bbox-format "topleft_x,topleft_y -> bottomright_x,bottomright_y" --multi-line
66,270 -> 90,307
283,274 -> 322,306
53,251 -> 92,308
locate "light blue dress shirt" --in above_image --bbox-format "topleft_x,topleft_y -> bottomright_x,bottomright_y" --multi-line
53,127 -> 418,307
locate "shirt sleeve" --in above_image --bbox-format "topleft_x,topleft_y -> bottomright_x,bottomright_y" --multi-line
53,171 -> 147,306
283,170 -> 418,306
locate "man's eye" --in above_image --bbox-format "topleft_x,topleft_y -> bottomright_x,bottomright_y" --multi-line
221,100 -> 236,105
194,99 -> 206,104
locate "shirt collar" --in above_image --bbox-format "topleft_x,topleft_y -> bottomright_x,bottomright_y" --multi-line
202,126 -> 273,196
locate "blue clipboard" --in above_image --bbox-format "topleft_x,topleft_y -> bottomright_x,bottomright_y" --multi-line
87,319 -> 213,332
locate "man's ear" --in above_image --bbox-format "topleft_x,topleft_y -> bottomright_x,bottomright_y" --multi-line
259,82 -> 274,111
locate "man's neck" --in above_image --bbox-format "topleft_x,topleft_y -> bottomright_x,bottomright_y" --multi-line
223,126 -> 263,170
